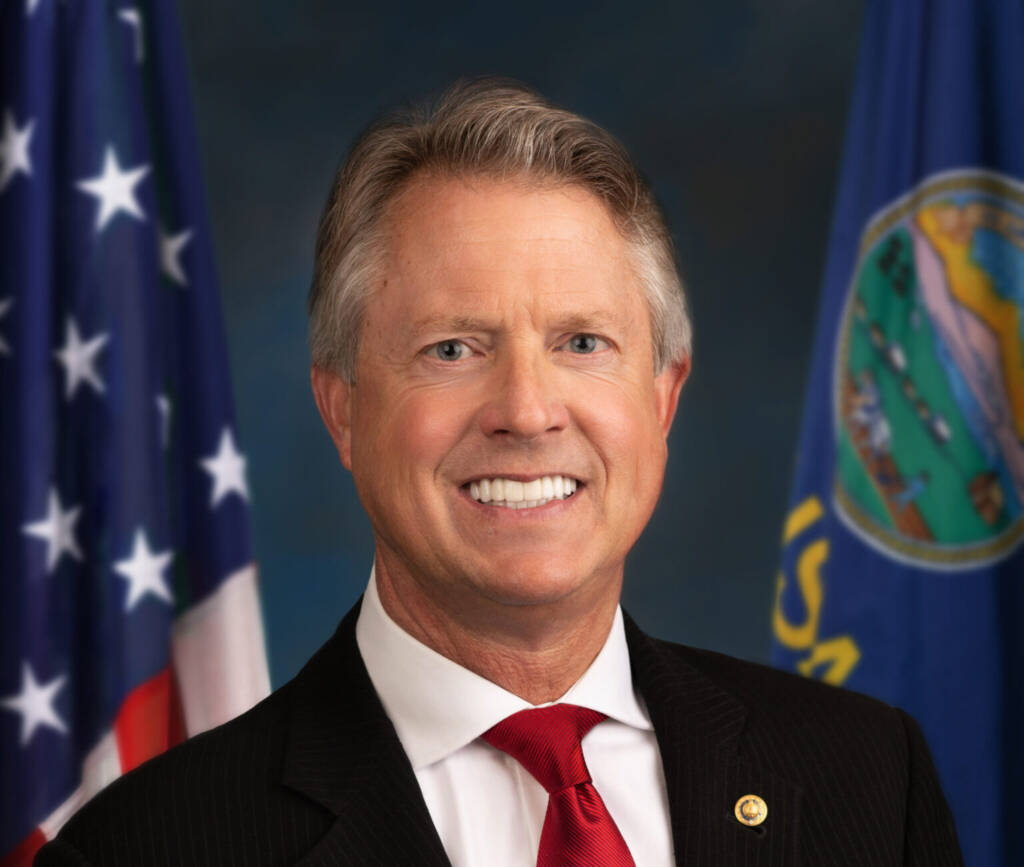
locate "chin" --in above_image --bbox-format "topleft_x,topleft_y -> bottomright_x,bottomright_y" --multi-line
468,555 -> 599,608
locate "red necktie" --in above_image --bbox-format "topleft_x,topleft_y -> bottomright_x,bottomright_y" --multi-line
482,704 -> 636,867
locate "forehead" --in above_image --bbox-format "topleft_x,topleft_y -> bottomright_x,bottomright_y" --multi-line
372,174 -> 643,327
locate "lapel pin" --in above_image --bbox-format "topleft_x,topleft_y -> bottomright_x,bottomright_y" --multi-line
734,794 -> 768,827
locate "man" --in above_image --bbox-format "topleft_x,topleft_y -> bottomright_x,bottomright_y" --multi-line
36,79 -> 962,866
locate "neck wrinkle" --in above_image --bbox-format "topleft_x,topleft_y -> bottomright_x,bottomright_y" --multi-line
373,557 -> 620,705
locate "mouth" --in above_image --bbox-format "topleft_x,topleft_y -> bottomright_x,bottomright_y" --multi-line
461,474 -> 581,510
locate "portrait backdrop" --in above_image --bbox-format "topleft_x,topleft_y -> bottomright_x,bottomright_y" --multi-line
175,0 -> 864,685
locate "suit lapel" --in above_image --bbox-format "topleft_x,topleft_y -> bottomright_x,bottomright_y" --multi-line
624,612 -> 803,866
281,599 -> 451,867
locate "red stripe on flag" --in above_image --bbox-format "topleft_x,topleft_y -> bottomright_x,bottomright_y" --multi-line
114,667 -> 187,772
1,828 -> 46,867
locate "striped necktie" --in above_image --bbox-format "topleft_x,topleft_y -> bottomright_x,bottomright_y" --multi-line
482,703 -> 636,867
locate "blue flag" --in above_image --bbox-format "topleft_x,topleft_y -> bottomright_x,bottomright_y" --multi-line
0,2 -> 269,862
771,2 -> 1024,865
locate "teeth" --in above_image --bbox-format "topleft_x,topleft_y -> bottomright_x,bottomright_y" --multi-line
467,475 -> 579,509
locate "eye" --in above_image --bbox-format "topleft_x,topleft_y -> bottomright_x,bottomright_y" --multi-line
563,334 -> 609,354
429,339 -> 470,361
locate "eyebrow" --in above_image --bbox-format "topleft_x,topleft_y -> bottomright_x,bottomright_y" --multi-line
410,315 -> 492,335
409,311 -> 623,335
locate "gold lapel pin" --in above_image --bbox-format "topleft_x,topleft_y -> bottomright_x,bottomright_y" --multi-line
734,794 -> 768,827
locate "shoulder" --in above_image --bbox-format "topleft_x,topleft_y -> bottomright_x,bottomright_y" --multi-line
674,639 -> 899,719
642,633 -> 917,779
36,681 -> 331,866
659,639 -> 962,863
78,679 -> 293,807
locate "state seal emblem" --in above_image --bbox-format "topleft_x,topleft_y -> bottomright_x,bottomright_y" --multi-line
833,169 -> 1024,569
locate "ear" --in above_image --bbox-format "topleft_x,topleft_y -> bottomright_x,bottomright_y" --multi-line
652,355 -> 691,438
310,365 -> 354,471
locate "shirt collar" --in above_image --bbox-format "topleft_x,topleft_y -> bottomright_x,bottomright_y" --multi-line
355,566 -> 652,770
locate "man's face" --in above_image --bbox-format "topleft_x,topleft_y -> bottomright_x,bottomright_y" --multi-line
314,174 -> 688,620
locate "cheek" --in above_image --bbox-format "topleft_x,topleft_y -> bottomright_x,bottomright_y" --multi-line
581,380 -> 667,464
576,381 -> 668,491
355,382 -> 476,482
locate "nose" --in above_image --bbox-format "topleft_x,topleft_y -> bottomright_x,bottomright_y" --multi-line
479,343 -> 568,441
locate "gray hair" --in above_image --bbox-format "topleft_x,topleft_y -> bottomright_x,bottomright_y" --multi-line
308,77 -> 691,381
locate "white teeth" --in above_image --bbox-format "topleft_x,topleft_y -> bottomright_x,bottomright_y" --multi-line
467,474 -> 579,509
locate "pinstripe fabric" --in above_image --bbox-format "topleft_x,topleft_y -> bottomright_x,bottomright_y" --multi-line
34,600 -> 963,866
625,612 -> 962,866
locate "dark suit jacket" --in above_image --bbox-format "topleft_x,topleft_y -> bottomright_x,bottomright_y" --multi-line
35,600 -> 963,866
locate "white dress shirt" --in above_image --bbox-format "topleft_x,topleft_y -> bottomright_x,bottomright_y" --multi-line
355,569 -> 675,866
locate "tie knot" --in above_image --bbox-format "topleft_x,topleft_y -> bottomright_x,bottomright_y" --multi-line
481,704 -> 607,794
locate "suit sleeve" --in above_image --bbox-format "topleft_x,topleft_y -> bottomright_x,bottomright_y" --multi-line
897,708 -> 964,867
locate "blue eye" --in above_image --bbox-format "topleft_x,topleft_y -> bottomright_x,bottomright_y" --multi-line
431,340 -> 469,361
565,334 -> 607,354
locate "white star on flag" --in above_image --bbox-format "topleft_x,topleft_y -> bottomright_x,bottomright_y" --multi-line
0,662 -> 67,746
22,486 -> 83,573
0,110 -> 34,192
76,145 -> 150,232
113,528 -> 174,611
200,427 -> 250,507
54,317 -> 109,399
0,297 -> 12,355
159,225 -> 193,285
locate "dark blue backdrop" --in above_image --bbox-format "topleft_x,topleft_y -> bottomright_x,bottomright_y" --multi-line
176,0 -> 864,687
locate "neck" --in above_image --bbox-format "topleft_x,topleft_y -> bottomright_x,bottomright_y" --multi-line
373,554 -> 621,705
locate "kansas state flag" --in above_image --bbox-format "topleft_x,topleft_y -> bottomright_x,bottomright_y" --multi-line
772,2 -> 1024,865
0,2 -> 270,863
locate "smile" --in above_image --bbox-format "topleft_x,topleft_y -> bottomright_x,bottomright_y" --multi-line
466,475 -> 579,510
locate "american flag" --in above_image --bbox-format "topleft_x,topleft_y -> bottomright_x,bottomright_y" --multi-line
0,2 -> 270,863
